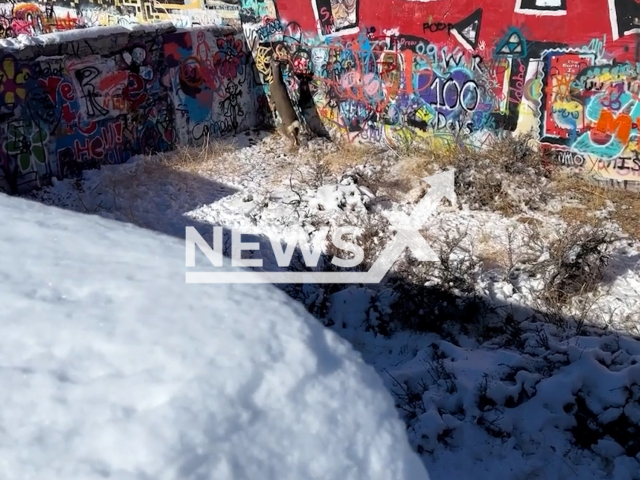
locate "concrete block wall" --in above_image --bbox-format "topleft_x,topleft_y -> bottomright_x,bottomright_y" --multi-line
0,22 -> 268,194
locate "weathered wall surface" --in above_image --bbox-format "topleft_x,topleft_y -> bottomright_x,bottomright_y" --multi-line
240,0 -> 640,186
0,0 -> 240,35
6,0 -> 640,192
0,23 -> 267,193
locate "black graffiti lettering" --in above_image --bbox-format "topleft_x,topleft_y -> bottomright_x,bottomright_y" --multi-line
23,63 -> 65,81
422,21 -> 454,34
551,150 -> 585,167
75,67 -> 109,118
193,119 -> 235,142
615,156 -> 640,171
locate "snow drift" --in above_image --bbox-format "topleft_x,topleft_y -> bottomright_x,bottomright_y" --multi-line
0,194 -> 430,480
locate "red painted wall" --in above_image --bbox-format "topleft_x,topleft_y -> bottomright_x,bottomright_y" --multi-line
275,0 -> 636,58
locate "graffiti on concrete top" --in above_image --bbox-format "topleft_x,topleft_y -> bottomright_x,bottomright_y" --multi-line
0,0 -> 241,36
0,26 -> 266,194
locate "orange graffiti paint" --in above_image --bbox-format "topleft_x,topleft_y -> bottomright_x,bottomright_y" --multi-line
403,49 -> 413,94
594,109 -> 632,144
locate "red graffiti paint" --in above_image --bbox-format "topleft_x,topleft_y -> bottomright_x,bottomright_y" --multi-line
122,73 -> 147,110
275,0 -> 638,56
72,121 -> 124,163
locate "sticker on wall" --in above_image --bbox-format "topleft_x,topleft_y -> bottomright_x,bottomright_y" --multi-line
450,8 -> 483,51
311,0 -> 359,37
607,0 -> 640,40
515,0 -> 567,16
239,0 -> 279,23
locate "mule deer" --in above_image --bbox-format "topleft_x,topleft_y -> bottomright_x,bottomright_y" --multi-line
269,57 -> 300,149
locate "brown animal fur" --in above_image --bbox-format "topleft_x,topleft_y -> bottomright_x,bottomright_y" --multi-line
269,58 -> 300,148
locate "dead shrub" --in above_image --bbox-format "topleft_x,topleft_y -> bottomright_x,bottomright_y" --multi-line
316,212 -> 391,274
450,131 -> 552,215
302,154 -> 332,189
534,223 -> 617,306
429,227 -> 482,294
385,370 -> 428,421
323,144 -> 419,202
354,212 -> 392,270
356,172 -> 414,203
386,227 -> 491,336
400,131 -> 551,215
477,225 -> 524,274
286,153 -> 334,192
284,213 -> 391,321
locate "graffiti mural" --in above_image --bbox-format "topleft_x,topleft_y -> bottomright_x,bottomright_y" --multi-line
8,0 -> 640,189
234,0 -> 640,184
0,0 -> 241,37
0,26 -> 262,193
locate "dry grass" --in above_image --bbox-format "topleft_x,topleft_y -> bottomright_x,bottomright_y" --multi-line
99,136 -> 237,192
399,129 -> 640,240
306,141 -> 419,202
399,155 -> 439,179
367,176 -> 416,202
398,131 -> 552,216
154,135 -> 246,177
395,131 -> 640,240
477,231 -> 512,272
477,222 -> 543,274
400,137 -> 468,177
323,143 -> 386,174
552,173 -> 640,239
91,135 -> 244,228
94,159 -> 189,227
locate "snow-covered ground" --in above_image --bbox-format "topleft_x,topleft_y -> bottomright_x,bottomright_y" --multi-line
17,129 -> 640,479
0,193 -> 430,480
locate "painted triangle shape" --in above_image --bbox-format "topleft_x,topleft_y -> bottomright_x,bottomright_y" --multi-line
461,24 -> 477,39
452,8 -> 483,49
495,28 -> 526,57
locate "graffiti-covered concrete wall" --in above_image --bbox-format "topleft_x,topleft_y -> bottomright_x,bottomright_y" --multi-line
240,0 -> 640,186
0,23 -> 267,193
0,0 -> 241,36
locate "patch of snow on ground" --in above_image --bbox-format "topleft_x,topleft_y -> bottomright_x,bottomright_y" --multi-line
0,193 -> 430,480
18,130 -> 640,480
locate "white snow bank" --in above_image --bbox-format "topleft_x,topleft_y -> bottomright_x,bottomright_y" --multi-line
0,22 -> 176,50
0,194 -> 430,480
